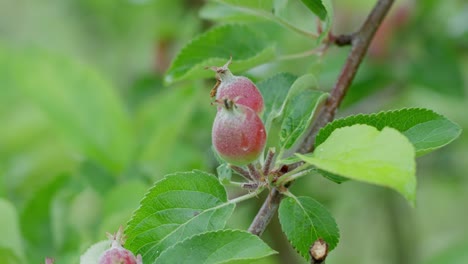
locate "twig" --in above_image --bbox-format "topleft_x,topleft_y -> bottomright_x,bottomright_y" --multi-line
225,181 -> 245,187
248,0 -> 395,236
248,188 -> 282,236
228,187 -> 264,204
247,163 -> 262,182
300,0 -> 395,153
276,167 -> 316,186
263,149 -> 276,176
329,33 -> 354,46
276,47 -> 325,61
230,165 -> 253,181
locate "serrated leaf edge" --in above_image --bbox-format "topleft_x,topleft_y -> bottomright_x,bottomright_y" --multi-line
155,229 -> 277,263
125,170 -> 222,238
164,24 -> 275,84
136,202 -> 235,259
278,196 -> 339,261
315,107 -> 451,147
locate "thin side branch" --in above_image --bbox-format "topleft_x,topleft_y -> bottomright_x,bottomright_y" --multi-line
248,164 -> 262,182
230,165 -> 253,181
300,0 -> 395,154
263,149 -> 276,176
331,33 -> 354,46
248,0 -> 395,236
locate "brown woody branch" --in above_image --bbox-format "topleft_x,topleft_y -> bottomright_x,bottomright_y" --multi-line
248,188 -> 282,236
248,0 -> 395,236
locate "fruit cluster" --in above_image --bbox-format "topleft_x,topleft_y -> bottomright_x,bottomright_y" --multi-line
210,58 -> 266,166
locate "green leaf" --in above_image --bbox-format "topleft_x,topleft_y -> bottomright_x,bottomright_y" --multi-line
0,199 -> 25,264
79,160 -> 116,194
409,33 -> 465,98
315,108 -> 462,157
99,180 -> 148,234
299,125 -> 416,204
217,163 -> 232,184
257,73 -> 298,150
341,61 -> 392,108
279,74 -> 327,154
103,181 -> 148,218
300,0 -> 327,20
0,89 -> 76,199
135,85 -> 201,175
200,2 -> 264,23
165,24 -> 275,84
50,188 -> 80,254
213,0 -> 274,11
317,0 -> 333,43
79,240 -> 109,264
317,169 -> 348,184
258,73 -> 327,155
424,238 -> 468,264
20,175 -> 70,261
402,119 -> 461,156
207,0 -> 320,41
155,230 -> 276,264
125,171 -> 235,263
257,73 -> 298,130
278,196 -> 339,261
68,188 -> 103,235
0,46 -> 132,172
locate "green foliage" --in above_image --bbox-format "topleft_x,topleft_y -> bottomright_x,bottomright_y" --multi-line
213,0 -> 274,11
79,240 -> 109,264
0,199 -> 25,264
278,196 -> 339,260
299,0 -> 327,20
299,125 -> 417,204
340,61 -> 393,108
257,73 -> 298,130
99,181 -> 148,235
315,108 -> 461,157
217,163 -> 232,184
279,74 -> 327,154
125,171 -> 235,263
257,73 -> 327,155
409,34 -> 465,97
424,238 -> 468,264
135,85 -> 202,175
200,2 -> 265,22
165,24 -> 276,83
79,161 -> 116,194
20,175 -> 70,261
0,0 -> 466,263
317,169 -> 349,184
155,230 -> 276,264
316,0 -> 333,43
0,46 -> 132,173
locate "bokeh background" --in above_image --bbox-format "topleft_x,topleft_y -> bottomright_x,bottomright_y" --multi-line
0,0 -> 467,263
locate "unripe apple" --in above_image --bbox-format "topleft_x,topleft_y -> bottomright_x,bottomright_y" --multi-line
99,227 -> 142,264
212,99 -> 266,165
209,57 -> 264,114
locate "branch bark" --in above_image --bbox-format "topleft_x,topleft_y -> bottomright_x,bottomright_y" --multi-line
249,0 -> 395,236
248,188 -> 282,236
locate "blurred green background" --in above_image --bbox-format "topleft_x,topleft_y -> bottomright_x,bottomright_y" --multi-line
0,0 -> 467,263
